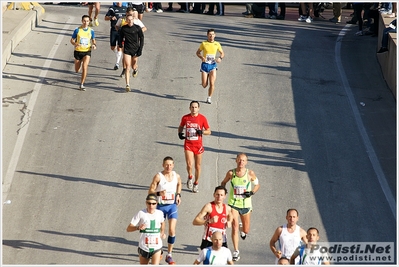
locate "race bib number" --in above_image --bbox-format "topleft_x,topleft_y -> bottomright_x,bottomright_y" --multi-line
186,128 -> 199,141
233,185 -> 246,199
79,37 -> 89,48
205,54 -> 216,64
161,192 -> 175,201
145,233 -> 160,248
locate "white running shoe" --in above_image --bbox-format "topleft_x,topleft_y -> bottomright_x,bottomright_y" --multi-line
187,178 -> 193,190
298,15 -> 307,21
306,16 -> 313,23
192,183 -> 199,193
232,250 -> 240,261
206,97 -> 212,104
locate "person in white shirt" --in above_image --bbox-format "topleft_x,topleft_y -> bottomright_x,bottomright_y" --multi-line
290,227 -> 330,265
269,209 -> 308,264
194,231 -> 234,265
126,194 -> 166,264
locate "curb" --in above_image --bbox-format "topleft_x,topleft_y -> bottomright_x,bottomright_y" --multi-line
2,6 -> 45,70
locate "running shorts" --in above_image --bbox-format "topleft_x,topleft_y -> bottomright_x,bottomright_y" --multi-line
200,62 -> 217,73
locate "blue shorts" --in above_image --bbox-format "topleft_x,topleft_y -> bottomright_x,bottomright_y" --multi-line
200,62 -> 217,73
157,203 -> 178,220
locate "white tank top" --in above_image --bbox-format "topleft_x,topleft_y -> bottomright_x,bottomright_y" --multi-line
278,224 -> 302,264
156,171 -> 177,205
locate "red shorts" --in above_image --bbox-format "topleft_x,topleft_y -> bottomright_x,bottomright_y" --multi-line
185,144 -> 204,155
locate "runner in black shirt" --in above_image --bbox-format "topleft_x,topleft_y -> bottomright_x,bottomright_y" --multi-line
118,14 -> 144,92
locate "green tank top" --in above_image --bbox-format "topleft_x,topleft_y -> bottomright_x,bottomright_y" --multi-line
228,169 -> 252,209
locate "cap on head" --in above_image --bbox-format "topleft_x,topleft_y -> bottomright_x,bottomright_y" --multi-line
146,194 -> 157,201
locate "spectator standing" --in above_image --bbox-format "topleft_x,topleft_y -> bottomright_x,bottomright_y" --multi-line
126,194 -> 166,265
191,3 -> 206,14
266,3 -> 278,19
148,156 -> 182,265
244,3 -> 266,18
165,2 -> 173,12
354,3 -> 365,35
220,153 -> 260,262
177,2 -> 190,13
70,15 -> 97,91
206,3 -> 224,15
178,101 -> 211,193
298,3 -> 314,23
329,2 -> 342,23
152,2 -> 163,13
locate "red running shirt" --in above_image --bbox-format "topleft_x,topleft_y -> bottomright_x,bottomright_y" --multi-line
179,113 -> 210,146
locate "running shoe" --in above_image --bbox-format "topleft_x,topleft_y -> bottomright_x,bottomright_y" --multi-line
133,68 -> 138,77
298,15 -> 307,21
120,68 -> 126,78
79,84 -> 86,91
192,183 -> 199,193
329,17 -> 340,23
232,250 -> 240,261
187,177 -> 193,190
305,16 -> 313,23
114,63 -> 119,70
355,31 -> 364,36
206,97 -> 212,104
94,18 -> 99,26
126,85 -> 130,92
239,222 -> 246,240
89,20 -> 93,27
165,254 -> 176,265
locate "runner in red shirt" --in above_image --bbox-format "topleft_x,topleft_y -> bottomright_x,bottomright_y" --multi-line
178,101 -> 211,193
192,186 -> 232,249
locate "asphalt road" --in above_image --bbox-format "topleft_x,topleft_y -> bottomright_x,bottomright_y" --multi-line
2,3 -> 396,265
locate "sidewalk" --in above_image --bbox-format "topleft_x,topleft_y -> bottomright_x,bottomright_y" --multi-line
2,4 -> 45,70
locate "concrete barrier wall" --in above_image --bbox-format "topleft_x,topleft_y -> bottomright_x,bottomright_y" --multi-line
2,6 -> 45,70
376,15 -> 397,99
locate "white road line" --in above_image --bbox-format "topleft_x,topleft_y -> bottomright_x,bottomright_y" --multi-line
2,17 -> 74,203
335,25 -> 396,219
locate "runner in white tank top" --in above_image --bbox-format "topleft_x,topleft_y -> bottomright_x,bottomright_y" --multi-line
269,209 -> 308,264
278,224 -> 303,263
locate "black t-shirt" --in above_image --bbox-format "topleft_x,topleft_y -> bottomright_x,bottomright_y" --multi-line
105,5 -> 127,29
119,24 -> 144,53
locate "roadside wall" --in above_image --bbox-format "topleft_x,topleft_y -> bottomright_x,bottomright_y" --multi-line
376,14 -> 397,99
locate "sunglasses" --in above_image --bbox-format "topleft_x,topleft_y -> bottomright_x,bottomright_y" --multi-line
146,202 -> 157,205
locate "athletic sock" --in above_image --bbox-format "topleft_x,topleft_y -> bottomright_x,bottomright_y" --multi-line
116,51 -> 122,65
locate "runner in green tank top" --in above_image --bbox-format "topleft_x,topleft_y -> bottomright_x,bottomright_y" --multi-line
221,153 -> 260,262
